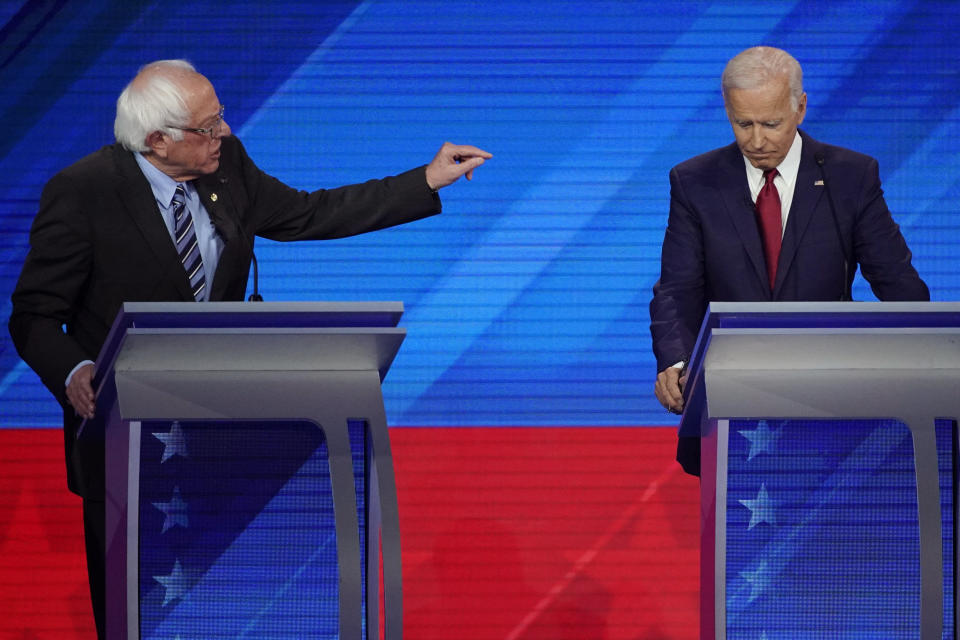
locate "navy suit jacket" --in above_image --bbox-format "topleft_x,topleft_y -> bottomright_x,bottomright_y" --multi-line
649,130 -> 929,474
9,135 -> 441,497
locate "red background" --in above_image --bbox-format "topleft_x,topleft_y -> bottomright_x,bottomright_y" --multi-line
0,427 -> 699,639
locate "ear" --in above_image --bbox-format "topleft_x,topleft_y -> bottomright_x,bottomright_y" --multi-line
796,92 -> 807,125
145,130 -> 168,157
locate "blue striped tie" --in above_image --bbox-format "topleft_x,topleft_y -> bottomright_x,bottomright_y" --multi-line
172,185 -> 206,301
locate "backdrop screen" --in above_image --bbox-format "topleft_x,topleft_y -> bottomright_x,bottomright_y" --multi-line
2,1 -> 958,427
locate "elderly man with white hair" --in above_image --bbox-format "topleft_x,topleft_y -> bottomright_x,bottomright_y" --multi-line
649,46 -> 928,476
9,58 -> 490,638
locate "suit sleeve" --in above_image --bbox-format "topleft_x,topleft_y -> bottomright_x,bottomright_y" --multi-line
851,158 -> 929,301
9,172 -> 95,405
649,166 -> 708,373
224,138 -> 441,242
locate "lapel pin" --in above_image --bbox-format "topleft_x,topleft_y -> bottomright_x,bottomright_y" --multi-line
814,180 -> 824,186
210,193 -> 218,202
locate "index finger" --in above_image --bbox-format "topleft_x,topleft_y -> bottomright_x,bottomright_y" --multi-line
447,144 -> 493,160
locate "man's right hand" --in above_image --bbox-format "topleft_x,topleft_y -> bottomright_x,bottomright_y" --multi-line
66,363 -> 96,419
424,142 -> 492,190
654,366 -> 687,414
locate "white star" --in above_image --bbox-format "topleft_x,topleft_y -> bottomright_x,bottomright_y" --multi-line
153,421 -> 188,462
152,486 -> 189,533
740,420 -> 780,461
154,560 -> 189,606
740,559 -> 773,603
739,483 -> 777,529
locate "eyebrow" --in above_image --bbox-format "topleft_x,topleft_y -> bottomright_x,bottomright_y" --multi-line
734,118 -> 782,126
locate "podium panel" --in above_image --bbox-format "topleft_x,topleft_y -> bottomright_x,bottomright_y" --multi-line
135,418 -> 347,638
680,302 -> 960,640
84,302 -> 408,640
720,417 -> 953,638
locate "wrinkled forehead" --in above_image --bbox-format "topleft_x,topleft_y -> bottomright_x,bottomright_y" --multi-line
724,79 -> 795,116
179,74 -> 221,122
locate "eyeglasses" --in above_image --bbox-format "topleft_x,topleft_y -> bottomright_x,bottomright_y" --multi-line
169,105 -> 225,140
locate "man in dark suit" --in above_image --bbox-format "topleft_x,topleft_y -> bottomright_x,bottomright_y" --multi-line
649,46 -> 928,476
8,59 -> 490,638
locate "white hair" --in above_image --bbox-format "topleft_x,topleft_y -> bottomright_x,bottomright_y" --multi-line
721,46 -> 804,112
114,59 -> 197,151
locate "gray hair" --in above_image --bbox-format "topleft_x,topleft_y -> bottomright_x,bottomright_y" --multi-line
114,59 -> 197,151
721,46 -> 804,112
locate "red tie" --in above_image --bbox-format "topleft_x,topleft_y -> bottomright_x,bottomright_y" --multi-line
755,169 -> 781,290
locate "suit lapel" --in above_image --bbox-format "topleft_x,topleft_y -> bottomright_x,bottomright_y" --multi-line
112,147 -> 194,300
774,131 -> 825,295
716,143 -> 770,295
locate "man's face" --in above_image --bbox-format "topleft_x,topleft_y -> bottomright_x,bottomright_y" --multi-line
725,75 -> 805,170
150,73 -> 232,181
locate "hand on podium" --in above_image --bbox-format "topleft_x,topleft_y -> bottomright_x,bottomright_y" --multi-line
66,362 -> 96,419
655,365 -> 687,415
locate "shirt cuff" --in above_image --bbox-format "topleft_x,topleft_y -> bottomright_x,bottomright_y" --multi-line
65,360 -> 95,387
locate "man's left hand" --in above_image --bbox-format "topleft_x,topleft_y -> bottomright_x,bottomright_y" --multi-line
425,142 -> 492,190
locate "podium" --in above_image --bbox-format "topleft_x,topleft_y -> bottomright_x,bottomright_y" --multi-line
84,302 -> 409,640
679,302 -> 960,640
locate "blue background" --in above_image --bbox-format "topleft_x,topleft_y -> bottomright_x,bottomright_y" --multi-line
2,0 -> 958,428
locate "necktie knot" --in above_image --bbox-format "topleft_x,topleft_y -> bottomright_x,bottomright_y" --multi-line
763,168 -> 779,186
172,185 -> 187,222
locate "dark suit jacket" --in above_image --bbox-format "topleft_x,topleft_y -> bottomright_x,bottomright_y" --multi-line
649,130 -> 929,475
9,135 -> 441,497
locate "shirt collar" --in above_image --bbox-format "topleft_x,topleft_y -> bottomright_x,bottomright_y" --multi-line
134,152 -> 192,207
742,130 -> 803,191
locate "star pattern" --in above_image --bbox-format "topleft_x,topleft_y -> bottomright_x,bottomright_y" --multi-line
155,560 -> 189,606
154,421 -> 188,462
740,420 -> 780,461
153,486 -> 189,533
740,559 -> 773,603
739,483 -> 776,529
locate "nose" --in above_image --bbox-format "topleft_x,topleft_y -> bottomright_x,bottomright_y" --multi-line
749,126 -> 766,150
